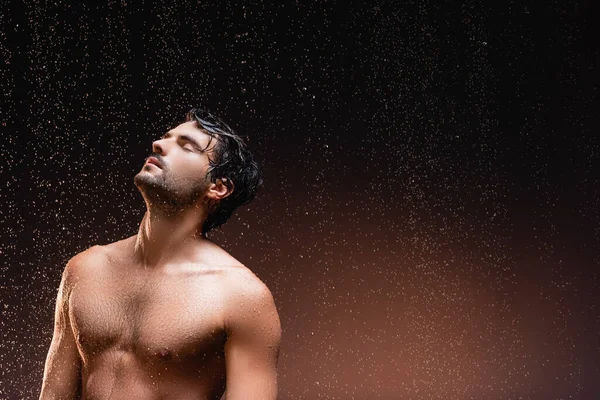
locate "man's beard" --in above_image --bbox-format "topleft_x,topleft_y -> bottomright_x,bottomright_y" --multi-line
134,170 -> 208,217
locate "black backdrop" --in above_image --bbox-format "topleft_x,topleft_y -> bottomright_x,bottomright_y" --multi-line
2,0 -> 599,398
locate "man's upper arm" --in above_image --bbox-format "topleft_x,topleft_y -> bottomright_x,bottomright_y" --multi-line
223,272 -> 282,400
39,250 -> 90,399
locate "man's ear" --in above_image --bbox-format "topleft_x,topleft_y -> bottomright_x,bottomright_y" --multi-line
207,178 -> 234,202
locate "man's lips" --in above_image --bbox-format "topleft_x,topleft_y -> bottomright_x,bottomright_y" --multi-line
146,157 -> 162,169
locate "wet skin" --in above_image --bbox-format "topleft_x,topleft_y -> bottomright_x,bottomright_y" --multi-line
40,237 -> 281,400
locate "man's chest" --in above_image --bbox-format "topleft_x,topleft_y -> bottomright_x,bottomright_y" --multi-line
68,268 -> 228,362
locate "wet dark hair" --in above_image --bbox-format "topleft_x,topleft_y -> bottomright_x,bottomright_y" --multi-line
185,107 -> 263,236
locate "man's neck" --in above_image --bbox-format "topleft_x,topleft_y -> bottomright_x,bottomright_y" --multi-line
134,205 -> 208,269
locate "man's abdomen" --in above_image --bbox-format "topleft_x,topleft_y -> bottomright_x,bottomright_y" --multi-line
81,349 -> 226,400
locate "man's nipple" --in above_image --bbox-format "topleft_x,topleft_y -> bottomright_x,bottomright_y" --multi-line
155,347 -> 173,360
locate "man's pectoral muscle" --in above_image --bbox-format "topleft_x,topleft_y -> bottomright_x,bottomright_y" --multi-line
222,275 -> 282,400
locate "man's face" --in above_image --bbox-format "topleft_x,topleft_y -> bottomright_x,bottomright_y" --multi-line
134,120 -> 218,210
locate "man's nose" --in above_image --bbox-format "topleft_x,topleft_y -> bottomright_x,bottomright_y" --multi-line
152,139 -> 165,155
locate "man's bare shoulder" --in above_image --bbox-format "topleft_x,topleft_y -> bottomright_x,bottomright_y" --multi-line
68,236 -> 136,271
64,237 -> 131,279
221,264 -> 272,299
220,264 -> 281,332
66,245 -> 103,269
58,245 -> 108,290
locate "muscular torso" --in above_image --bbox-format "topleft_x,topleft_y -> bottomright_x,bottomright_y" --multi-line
68,237 -> 243,400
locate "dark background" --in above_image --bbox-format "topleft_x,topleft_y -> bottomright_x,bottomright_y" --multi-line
2,0 -> 599,398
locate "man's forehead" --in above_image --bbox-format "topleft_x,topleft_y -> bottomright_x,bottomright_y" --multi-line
170,120 -> 208,138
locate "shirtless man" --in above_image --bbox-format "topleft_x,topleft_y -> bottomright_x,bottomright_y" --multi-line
39,108 -> 282,400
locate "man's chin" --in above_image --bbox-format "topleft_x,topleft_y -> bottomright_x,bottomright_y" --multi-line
134,171 -> 148,187
134,172 -> 164,193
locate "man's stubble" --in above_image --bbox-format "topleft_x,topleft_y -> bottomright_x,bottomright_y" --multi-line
134,167 -> 210,217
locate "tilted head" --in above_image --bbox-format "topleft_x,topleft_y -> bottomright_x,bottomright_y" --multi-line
134,107 -> 263,235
